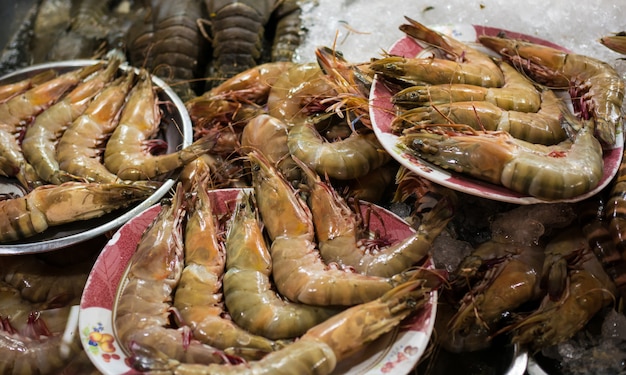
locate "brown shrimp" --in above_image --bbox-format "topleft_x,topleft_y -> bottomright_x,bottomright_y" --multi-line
296,157 -> 454,277
56,71 -> 135,184
249,150 -> 418,306
393,88 -> 569,145
0,69 -> 57,103
132,277 -> 437,375
114,184 -> 234,371
103,70 -> 217,181
173,178 -> 281,359
0,181 -> 154,243
392,60 -> 541,112
223,192 -> 339,340
370,17 -> 504,87
22,59 -> 120,185
480,34 -> 625,147
600,32 -> 626,55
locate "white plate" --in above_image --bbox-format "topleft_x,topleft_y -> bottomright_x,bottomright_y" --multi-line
0,60 -> 192,254
370,24 -> 624,205
79,188 -> 437,375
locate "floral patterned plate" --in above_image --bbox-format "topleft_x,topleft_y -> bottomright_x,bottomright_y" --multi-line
370,24 -> 623,205
79,188 -> 437,374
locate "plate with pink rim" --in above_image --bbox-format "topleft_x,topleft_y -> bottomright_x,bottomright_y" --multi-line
370,24 -> 623,205
79,187 -> 437,375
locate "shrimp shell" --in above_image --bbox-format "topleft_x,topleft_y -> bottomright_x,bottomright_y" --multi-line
249,150 -> 417,306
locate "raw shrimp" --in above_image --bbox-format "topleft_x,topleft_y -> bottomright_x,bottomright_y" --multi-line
0,69 -> 56,103
22,59 -> 120,185
507,226 -> 616,352
133,277 -> 436,375
370,17 -> 504,87
0,254 -> 92,305
400,122 -> 603,200
296,157 -> 454,277
392,60 -> 541,112
104,70 -> 217,181
249,150 -> 419,306
287,119 -> 390,180
173,179 -> 280,358
56,71 -> 134,184
114,184 -> 234,370
0,62 -> 104,189
223,192 -> 338,340
0,306 -> 83,375
393,88 -> 569,145
480,34 -> 625,147
0,181 -> 154,242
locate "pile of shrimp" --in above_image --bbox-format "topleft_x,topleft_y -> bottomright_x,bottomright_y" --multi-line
112,151 -> 446,374
370,17 -> 624,201
0,58 -> 220,243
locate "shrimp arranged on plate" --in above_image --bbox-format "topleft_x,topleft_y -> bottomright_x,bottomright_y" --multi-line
0,181 -> 154,243
399,120 -> 603,200
393,88 -> 570,145
135,277 -> 437,375
369,17 -> 504,87
479,34 -> 625,147
173,177 -> 281,359
392,60 -> 541,113
115,184 -> 235,371
223,192 -> 339,340
56,70 -> 135,184
22,58 -> 121,185
249,150 -> 422,306
295,157 -> 454,278
104,70 -> 217,181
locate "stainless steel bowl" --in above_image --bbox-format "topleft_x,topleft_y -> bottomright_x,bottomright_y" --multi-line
0,60 -> 192,254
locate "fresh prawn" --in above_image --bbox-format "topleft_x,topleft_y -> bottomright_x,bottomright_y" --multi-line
287,119 -> 390,180
296,157 -> 454,278
223,192 -> 339,340
173,178 -> 281,359
0,62 -> 104,189
400,121 -> 603,200
56,70 -> 135,184
0,69 -> 57,104
103,70 -> 217,181
506,226 -> 616,352
479,34 -> 625,147
393,88 -> 570,145
132,277 -> 437,375
392,60 -> 541,112
22,59 -> 120,185
600,31 -> 626,55
0,181 -> 154,243
114,184 -> 234,370
249,150 -> 419,306
369,17 -> 504,87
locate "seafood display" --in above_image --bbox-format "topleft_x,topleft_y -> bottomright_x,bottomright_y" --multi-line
2,1 -> 626,374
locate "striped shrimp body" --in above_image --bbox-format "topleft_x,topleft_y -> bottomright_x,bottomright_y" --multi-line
400,122 -> 604,200
1,307 -> 83,375
601,32 -> 626,55
0,181 -> 153,243
393,88 -> 570,145
369,17 -> 504,87
56,71 -> 135,184
223,192 -> 338,340
173,178 -> 280,358
142,277 -> 435,375
249,150 -> 417,306
115,184 -> 233,370
287,120 -> 390,180
479,35 -> 625,147
392,60 -> 541,112
23,59 -> 121,185
296,158 -> 454,278
104,70 -> 216,181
